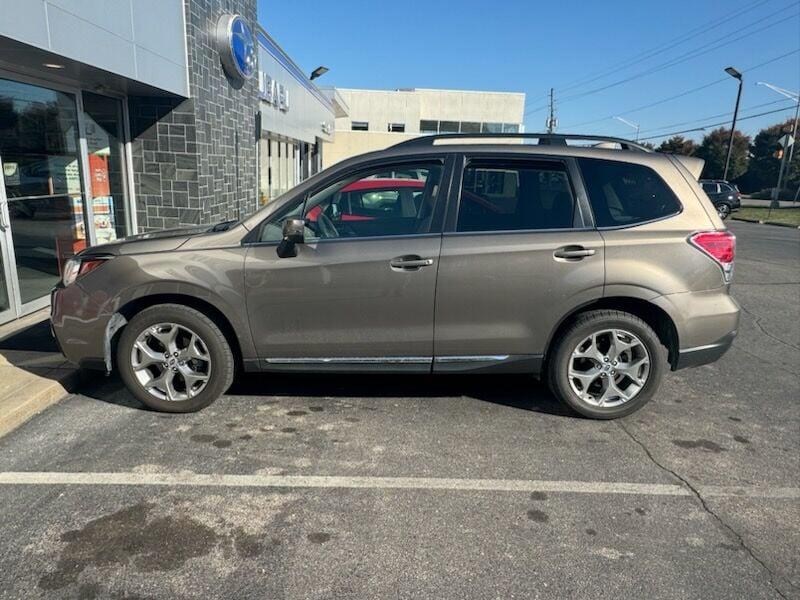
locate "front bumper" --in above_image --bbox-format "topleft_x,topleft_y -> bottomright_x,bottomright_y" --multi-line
50,282 -> 111,370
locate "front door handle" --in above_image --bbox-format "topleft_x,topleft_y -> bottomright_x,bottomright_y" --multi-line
553,245 -> 596,260
390,255 -> 434,270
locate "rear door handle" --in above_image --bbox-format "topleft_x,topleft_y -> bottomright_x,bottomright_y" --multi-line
390,255 -> 434,270
553,245 -> 596,260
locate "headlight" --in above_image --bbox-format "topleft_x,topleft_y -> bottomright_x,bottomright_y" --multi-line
62,256 -> 111,287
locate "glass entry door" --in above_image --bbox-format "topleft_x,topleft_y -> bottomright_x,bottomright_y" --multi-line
0,77 -> 89,323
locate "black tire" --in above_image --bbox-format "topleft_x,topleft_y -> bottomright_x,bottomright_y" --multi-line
546,310 -> 668,419
117,304 -> 234,413
716,202 -> 732,219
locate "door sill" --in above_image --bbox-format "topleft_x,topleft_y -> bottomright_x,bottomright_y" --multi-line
246,354 -> 543,375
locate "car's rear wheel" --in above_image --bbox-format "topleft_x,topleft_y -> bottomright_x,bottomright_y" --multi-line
117,304 -> 234,412
716,202 -> 732,219
547,310 -> 667,419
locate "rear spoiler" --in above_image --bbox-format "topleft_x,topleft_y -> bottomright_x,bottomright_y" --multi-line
670,154 -> 705,180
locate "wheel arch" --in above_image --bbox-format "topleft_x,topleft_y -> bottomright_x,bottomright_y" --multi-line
544,296 -> 680,371
113,293 -> 246,372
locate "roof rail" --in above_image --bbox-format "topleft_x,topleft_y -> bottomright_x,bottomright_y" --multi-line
391,133 -> 653,153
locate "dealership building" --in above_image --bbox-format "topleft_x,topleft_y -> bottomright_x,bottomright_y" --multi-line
0,0 -> 338,324
323,87 -> 526,168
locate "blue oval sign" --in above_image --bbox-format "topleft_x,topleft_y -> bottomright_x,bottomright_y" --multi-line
217,14 -> 256,81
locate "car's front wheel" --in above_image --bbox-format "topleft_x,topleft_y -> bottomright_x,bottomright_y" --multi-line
547,310 -> 667,419
117,304 -> 234,412
716,202 -> 732,219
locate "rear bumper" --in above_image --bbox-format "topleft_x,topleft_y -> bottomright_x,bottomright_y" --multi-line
675,330 -> 737,370
653,288 -> 740,370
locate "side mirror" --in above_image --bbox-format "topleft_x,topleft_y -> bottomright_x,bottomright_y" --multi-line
276,218 -> 305,258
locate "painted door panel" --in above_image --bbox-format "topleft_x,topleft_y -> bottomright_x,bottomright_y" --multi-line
433,230 -> 604,361
244,235 -> 441,360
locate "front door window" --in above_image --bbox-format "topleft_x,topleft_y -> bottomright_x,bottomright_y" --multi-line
257,162 -> 443,242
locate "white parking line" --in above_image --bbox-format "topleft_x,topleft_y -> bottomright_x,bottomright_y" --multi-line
0,471 -> 797,499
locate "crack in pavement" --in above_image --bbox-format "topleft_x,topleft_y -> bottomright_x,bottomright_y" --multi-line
737,302 -> 800,353
617,420 -> 795,600
729,345 -> 800,378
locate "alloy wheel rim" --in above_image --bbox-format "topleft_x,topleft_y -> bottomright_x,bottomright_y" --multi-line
718,204 -> 730,218
131,322 -> 211,402
567,328 -> 650,408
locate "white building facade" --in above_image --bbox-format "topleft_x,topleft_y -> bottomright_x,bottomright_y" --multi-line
323,88 -> 525,168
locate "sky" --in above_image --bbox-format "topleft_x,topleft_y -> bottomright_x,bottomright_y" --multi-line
256,0 -> 800,144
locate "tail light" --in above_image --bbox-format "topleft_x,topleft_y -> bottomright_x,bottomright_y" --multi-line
689,231 -> 735,283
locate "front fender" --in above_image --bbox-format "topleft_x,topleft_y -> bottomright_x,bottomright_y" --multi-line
54,248 -> 256,369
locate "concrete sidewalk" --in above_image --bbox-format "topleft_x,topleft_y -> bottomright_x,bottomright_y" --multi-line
0,309 -> 80,438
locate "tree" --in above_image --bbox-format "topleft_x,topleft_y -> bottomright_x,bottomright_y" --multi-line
694,127 -> 750,180
739,119 -> 799,194
657,135 -> 696,156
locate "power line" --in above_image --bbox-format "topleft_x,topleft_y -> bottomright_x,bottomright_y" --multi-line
557,7 -> 798,105
639,105 -> 798,141
560,48 -> 800,129
525,4 -> 799,116
636,98 -> 794,136
554,0 -> 776,95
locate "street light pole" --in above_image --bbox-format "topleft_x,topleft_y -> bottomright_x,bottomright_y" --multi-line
723,67 -> 743,181
614,116 -> 640,142
758,82 -> 800,204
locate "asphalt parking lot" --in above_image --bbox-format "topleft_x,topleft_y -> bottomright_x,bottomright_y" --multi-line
0,220 -> 797,600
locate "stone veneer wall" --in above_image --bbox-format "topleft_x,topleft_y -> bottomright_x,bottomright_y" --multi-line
127,0 -> 258,231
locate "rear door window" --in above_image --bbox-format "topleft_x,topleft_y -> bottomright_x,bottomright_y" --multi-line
456,159 -> 577,232
578,158 -> 682,227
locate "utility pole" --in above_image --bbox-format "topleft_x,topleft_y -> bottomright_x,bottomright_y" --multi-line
546,88 -> 557,133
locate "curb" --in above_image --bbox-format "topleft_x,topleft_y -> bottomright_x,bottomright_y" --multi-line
0,367 -> 81,439
731,216 -> 800,229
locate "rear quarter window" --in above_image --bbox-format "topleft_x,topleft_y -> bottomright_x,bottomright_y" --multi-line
578,158 -> 682,228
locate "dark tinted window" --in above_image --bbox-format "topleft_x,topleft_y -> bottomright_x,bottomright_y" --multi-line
457,160 -> 576,232
701,182 -> 717,194
420,120 -> 438,133
439,121 -> 459,133
578,158 -> 681,227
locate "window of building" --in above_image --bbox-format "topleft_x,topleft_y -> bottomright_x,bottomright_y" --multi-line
457,160 -> 576,233
578,158 -> 682,228
439,121 -> 459,134
420,120 -> 438,133
503,123 -> 520,133
460,122 -> 481,133
388,123 -> 406,133
258,162 -> 443,242
351,121 -> 369,131
481,122 -> 504,133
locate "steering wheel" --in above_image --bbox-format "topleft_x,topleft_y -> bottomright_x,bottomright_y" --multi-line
316,212 -> 339,239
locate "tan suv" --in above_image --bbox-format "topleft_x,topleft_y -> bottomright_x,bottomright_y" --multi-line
51,134 -> 739,419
